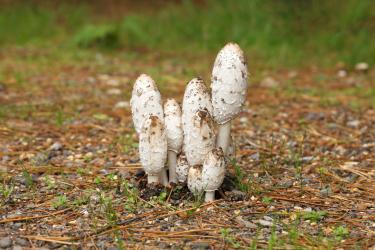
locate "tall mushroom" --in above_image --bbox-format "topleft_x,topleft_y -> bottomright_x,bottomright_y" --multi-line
131,74 -> 168,185
139,115 -> 168,184
202,148 -> 226,202
211,43 -> 249,154
184,109 -> 216,166
164,99 -> 183,184
182,78 -> 214,166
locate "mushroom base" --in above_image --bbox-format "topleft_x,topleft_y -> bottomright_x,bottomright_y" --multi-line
205,191 -> 216,202
148,175 -> 159,184
167,151 -> 178,184
216,121 -> 231,155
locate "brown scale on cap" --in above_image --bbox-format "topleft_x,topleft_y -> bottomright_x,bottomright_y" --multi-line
211,147 -> 224,158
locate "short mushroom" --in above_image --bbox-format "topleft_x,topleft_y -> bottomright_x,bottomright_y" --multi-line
202,148 -> 226,202
164,98 -> 183,183
184,109 -> 216,166
139,115 -> 168,184
176,153 -> 189,183
187,165 -> 204,196
211,43 -> 248,154
130,74 -> 164,134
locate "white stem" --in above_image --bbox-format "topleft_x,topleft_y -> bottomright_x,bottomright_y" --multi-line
168,151 -> 177,184
159,168 -> 169,186
205,191 -> 215,202
216,121 -> 231,155
148,174 -> 159,184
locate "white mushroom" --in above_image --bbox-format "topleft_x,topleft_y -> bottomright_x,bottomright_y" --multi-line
187,165 -> 204,196
211,43 -> 248,154
130,74 -> 164,134
182,77 -> 213,133
139,115 -> 168,184
202,148 -> 226,202
184,109 -> 216,166
176,153 -> 189,183
164,99 -> 183,183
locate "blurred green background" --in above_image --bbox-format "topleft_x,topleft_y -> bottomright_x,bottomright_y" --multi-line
0,0 -> 374,67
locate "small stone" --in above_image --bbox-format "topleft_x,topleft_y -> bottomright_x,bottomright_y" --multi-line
106,88 -> 121,95
235,216 -> 257,228
49,142 -> 63,151
0,237 -> 12,248
14,238 -> 28,247
250,152 -> 260,160
239,117 -> 248,124
263,216 -> 273,221
114,101 -> 130,109
260,77 -> 279,88
12,246 -> 23,250
337,70 -> 347,78
257,219 -> 273,227
347,120 -> 360,128
355,62 -> 369,72
302,156 -> 314,163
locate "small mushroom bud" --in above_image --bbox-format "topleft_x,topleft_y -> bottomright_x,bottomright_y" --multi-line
139,115 -> 168,184
211,43 -> 248,154
182,78 -> 213,133
187,165 -> 204,195
176,153 -> 189,183
130,74 -> 164,134
164,99 -> 183,183
202,148 -> 226,202
184,109 -> 216,166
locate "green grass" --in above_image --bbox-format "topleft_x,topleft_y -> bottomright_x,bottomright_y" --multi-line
0,0 -> 373,67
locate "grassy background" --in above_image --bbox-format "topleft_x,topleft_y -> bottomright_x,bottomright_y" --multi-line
0,0 -> 374,67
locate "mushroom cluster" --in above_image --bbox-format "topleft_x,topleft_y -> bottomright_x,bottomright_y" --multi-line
130,43 -> 248,202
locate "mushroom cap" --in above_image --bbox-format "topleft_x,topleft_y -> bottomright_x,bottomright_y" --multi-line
164,99 -> 183,153
139,115 -> 168,175
184,109 -> 216,166
211,43 -> 249,124
131,74 -> 164,134
187,165 -> 204,194
176,153 -> 190,183
202,148 -> 226,191
182,78 -> 213,133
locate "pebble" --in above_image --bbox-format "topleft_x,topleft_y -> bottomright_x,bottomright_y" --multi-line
0,237 -> 12,248
235,216 -> 257,228
257,219 -> 273,227
12,246 -> 22,250
49,142 -> 63,151
260,76 -> 279,88
14,238 -> 28,247
114,101 -> 130,109
355,62 -> 369,72
337,70 -> 347,78
347,120 -> 360,128
107,88 -> 121,95
302,156 -> 314,163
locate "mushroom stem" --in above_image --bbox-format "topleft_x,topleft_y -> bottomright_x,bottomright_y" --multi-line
168,150 -> 177,183
148,175 -> 159,184
216,121 -> 231,155
159,168 -> 169,186
205,191 -> 215,202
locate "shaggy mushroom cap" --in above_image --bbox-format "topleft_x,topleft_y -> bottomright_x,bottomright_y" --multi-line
139,115 -> 168,176
164,99 -> 183,153
184,109 -> 216,166
187,165 -> 204,194
202,148 -> 226,191
176,153 -> 190,183
131,74 -> 164,134
182,78 -> 213,132
211,43 -> 249,124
